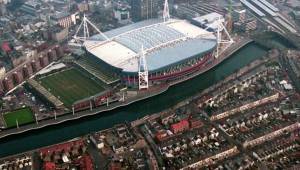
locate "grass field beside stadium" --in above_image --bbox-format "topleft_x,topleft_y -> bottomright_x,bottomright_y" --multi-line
39,68 -> 105,107
3,107 -> 34,128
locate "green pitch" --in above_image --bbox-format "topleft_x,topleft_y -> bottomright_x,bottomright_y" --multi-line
3,107 -> 34,128
39,68 -> 105,107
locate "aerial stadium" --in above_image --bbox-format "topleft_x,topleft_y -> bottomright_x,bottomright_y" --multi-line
30,1 -> 234,110
71,0 -> 233,91
29,15 -> 222,111
82,18 -> 217,88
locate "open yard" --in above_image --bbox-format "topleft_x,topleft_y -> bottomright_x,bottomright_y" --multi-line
39,68 -> 105,107
3,107 -> 34,128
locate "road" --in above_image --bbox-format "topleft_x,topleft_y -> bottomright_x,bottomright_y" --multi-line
279,53 -> 300,93
87,139 -> 105,170
200,111 -> 269,170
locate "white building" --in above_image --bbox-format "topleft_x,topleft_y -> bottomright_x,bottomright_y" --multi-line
0,0 -> 11,4
192,12 -> 225,32
0,0 -> 10,16
233,9 -> 246,23
113,3 -> 130,24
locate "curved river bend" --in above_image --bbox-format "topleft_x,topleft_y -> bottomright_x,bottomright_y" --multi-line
0,43 -> 268,158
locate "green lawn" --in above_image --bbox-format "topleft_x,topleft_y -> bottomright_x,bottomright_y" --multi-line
39,68 -> 105,107
3,107 -> 34,128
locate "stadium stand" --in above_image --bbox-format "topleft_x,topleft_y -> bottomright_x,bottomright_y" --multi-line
74,57 -> 119,84
27,79 -> 64,108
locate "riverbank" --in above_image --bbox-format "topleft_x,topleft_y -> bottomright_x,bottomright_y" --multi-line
131,50 -> 271,127
0,41 -> 268,158
0,45 -> 276,165
0,38 -> 252,139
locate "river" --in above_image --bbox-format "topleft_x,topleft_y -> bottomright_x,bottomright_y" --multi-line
0,42 -> 268,158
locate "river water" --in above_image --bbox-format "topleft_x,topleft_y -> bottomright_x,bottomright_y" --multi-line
0,42 -> 268,158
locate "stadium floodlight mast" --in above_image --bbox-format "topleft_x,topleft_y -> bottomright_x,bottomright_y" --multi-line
73,14 -> 109,44
215,17 -> 234,58
138,46 -> 149,90
163,0 -> 170,22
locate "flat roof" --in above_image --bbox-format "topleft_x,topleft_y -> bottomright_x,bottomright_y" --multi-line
85,19 -> 216,73
251,0 -> 278,16
192,12 -> 225,31
241,0 -> 266,17
257,0 -> 279,12
192,12 -> 224,24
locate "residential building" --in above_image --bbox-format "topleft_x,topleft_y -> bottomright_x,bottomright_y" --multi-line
170,119 -> 189,134
19,1 -> 41,16
113,2 -> 131,24
51,12 -> 78,28
232,9 -> 246,23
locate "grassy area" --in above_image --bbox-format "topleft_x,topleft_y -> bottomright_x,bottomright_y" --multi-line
265,61 -> 280,67
39,68 -> 105,107
3,107 -> 34,128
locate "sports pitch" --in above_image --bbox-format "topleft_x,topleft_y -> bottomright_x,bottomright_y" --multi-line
3,107 -> 34,128
39,68 -> 105,107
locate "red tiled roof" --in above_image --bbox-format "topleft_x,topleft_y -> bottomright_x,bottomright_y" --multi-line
44,162 -> 55,170
79,155 -> 93,170
171,119 -> 189,132
110,162 -> 122,170
1,42 -> 11,53
155,131 -> 168,142
40,139 -> 84,155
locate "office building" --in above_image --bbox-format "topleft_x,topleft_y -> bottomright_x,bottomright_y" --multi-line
131,0 -> 159,22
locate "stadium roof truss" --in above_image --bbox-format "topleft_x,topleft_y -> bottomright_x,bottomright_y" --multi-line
138,46 -> 149,89
85,17 -> 232,64
73,2 -> 233,90
116,35 -> 191,67
83,20 -> 179,51
100,21 -> 216,66
163,0 -> 170,22
73,14 -> 109,44
215,17 -> 234,58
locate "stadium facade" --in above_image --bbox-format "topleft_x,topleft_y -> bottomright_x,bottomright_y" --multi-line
84,18 -> 217,87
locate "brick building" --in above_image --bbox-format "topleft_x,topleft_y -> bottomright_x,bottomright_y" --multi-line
171,119 -> 189,134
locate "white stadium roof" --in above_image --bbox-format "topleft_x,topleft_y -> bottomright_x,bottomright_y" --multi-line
84,19 -> 217,73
